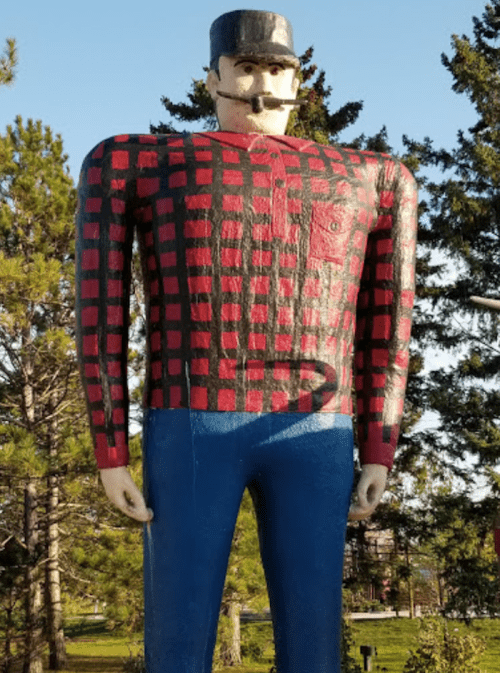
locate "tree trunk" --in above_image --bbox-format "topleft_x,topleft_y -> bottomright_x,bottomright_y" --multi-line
3,588 -> 14,673
220,602 -> 242,666
228,602 -> 241,665
494,512 -> 500,581
23,482 -> 43,673
437,573 -> 445,610
405,547 -> 414,619
45,471 -> 66,669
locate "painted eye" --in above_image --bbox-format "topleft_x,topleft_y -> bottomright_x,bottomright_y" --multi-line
270,66 -> 280,75
243,65 -> 254,74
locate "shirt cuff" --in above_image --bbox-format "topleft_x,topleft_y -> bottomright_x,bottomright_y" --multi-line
95,435 -> 129,469
358,422 -> 398,471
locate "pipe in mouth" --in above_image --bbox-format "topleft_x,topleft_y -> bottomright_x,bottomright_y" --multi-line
216,90 -> 307,113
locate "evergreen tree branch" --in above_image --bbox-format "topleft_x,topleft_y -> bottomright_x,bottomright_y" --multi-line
0,38 -> 17,87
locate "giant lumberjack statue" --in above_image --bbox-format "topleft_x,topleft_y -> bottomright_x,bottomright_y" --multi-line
76,10 -> 417,673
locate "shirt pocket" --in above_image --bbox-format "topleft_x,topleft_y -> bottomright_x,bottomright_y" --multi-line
309,201 -> 353,264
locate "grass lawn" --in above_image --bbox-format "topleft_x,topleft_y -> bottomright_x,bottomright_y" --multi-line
12,616 -> 498,672
351,617 -> 500,672
351,618 -> 420,671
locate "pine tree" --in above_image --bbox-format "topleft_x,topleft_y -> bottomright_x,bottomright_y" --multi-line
426,492 -> 498,619
401,0 -> 500,614
0,116 -> 80,670
0,534 -> 28,673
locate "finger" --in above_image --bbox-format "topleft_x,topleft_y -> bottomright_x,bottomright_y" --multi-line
128,507 -> 154,523
348,504 -> 362,521
117,489 -> 152,522
365,482 -> 381,506
356,480 -> 370,509
127,503 -> 154,522
121,479 -> 151,517
349,504 -> 376,521
120,502 -> 152,522
349,483 -> 377,520
348,503 -> 372,521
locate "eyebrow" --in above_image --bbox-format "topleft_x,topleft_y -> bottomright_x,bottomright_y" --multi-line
234,59 -> 285,69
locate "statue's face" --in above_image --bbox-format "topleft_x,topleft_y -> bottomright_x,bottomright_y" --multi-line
206,55 -> 299,134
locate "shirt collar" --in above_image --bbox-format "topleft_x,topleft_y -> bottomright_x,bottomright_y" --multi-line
197,131 -> 316,153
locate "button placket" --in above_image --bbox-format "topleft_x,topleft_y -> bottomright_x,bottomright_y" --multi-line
268,146 -> 289,242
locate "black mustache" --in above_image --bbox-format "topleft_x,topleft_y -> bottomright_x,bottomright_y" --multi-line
216,91 -> 307,113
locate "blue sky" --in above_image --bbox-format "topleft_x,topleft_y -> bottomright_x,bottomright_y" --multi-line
1,0 -> 490,180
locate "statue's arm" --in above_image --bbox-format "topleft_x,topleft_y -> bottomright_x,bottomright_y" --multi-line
76,138 -> 152,521
354,158 -> 418,473
349,159 -> 417,519
75,137 -> 134,471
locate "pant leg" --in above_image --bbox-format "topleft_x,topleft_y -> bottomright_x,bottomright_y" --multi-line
248,413 -> 354,673
143,409 -> 248,673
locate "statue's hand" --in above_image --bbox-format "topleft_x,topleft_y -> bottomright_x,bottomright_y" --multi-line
348,464 -> 388,521
100,466 -> 153,522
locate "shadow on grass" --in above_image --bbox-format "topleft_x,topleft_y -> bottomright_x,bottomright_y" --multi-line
60,654 -> 125,673
64,620 -> 113,640
9,654 -> 124,673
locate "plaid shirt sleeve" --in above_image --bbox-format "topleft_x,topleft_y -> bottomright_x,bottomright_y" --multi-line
354,159 -> 417,470
75,138 -> 134,469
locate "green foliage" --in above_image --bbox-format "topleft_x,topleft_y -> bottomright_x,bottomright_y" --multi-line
284,47 -> 362,144
0,116 -> 79,454
0,38 -> 17,87
214,490 -> 268,665
0,115 -> 86,668
422,491 -> 500,619
221,491 -> 267,609
403,617 -> 486,673
341,617 -> 363,673
0,111 -> 83,566
68,521 -> 144,634
67,436 -> 146,634
239,622 -> 273,663
403,0 -> 500,349
151,76 -> 216,133
391,0 -> 500,620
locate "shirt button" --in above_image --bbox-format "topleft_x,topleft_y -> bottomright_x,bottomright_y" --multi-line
275,178 -> 285,188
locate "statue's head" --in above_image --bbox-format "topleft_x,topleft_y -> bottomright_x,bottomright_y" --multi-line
206,10 -> 301,135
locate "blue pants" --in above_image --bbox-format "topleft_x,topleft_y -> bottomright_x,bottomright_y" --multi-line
143,409 -> 354,673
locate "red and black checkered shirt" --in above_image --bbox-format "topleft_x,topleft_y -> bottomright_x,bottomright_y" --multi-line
75,132 -> 417,470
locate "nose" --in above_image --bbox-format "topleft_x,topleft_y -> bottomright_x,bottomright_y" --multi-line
252,67 -> 273,95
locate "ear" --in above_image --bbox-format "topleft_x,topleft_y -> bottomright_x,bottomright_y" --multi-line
206,69 -> 220,100
291,74 -> 300,97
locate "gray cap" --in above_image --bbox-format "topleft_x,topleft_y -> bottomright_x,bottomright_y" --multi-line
210,10 -> 299,71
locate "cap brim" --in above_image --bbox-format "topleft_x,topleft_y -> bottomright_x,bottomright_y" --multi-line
221,44 -> 299,68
